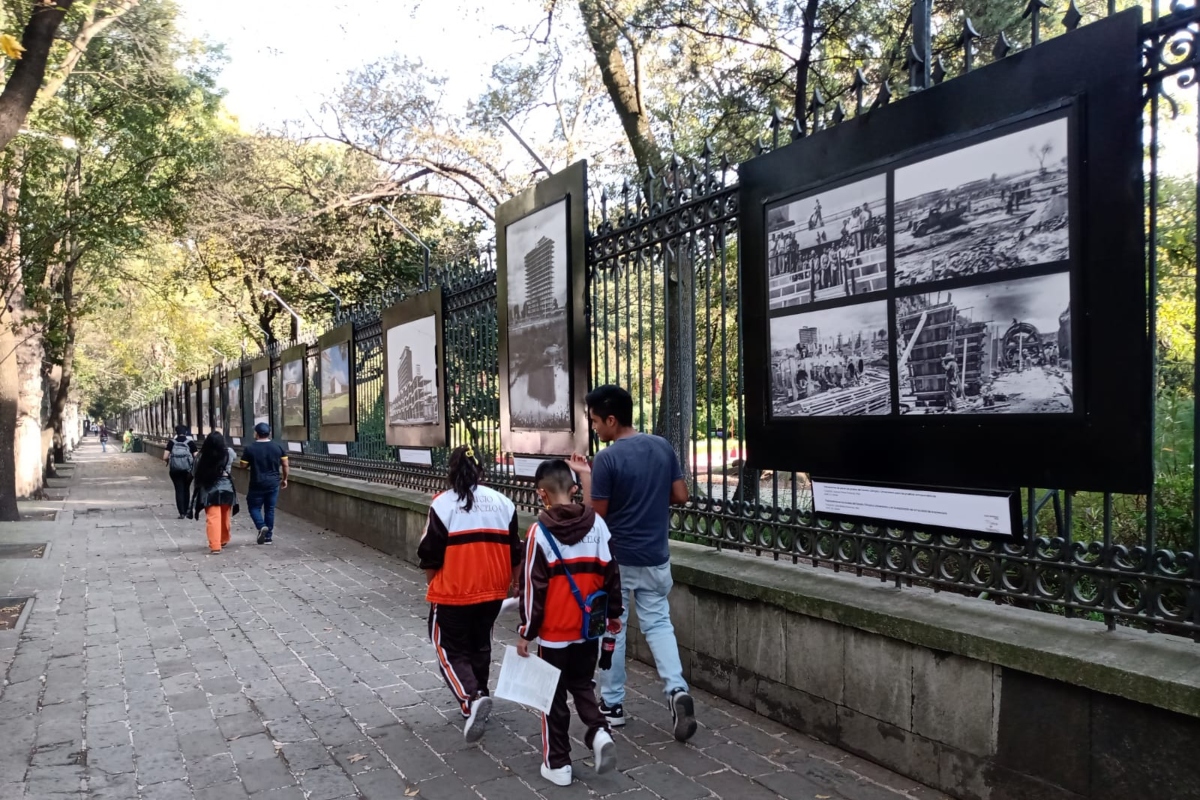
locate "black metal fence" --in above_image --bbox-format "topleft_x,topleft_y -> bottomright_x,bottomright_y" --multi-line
136,1 -> 1200,638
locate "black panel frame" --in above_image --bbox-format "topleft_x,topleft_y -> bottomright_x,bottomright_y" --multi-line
496,160 -> 591,458
739,11 -> 1147,493
382,286 -> 448,449
318,323 -> 356,443
280,344 -> 308,442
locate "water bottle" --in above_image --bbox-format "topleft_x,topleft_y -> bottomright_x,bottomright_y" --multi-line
598,636 -> 616,670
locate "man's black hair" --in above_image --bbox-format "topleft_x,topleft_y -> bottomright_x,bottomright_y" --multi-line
175,424 -> 188,436
584,384 -> 633,427
534,459 -> 575,497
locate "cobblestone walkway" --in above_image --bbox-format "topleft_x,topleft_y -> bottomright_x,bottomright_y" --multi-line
0,441 -> 949,800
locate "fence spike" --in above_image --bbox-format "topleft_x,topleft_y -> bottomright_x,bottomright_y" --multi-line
790,116 -> 804,142
852,68 -> 867,115
872,81 -> 893,109
755,136 -> 767,156
1062,0 -> 1083,29
960,17 -> 981,71
1023,0 -> 1050,45
906,43 -> 926,91
993,31 -> 1013,60
809,89 -> 826,131
769,107 -> 785,148
931,56 -> 948,85
831,101 -> 847,125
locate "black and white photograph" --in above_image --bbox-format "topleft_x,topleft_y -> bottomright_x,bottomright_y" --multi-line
320,342 -> 351,426
505,198 -> 571,430
770,300 -> 893,417
282,359 -> 304,428
252,369 -> 269,427
767,175 -> 887,311
896,271 -> 1072,415
212,384 -> 224,433
200,387 -> 210,434
386,315 -> 439,426
227,378 -> 242,437
894,117 -> 1070,287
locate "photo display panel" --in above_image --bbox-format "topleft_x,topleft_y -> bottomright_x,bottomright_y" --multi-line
318,323 -> 356,443
740,10 -> 1147,494
382,287 -> 447,448
251,356 -> 271,431
280,344 -> 308,442
496,160 -> 591,457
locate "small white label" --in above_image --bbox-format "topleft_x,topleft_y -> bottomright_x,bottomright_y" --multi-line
287,441 -> 303,453
327,443 -> 348,456
399,448 -> 434,466
232,437 -> 241,445
811,480 -> 1013,536
512,456 -> 550,478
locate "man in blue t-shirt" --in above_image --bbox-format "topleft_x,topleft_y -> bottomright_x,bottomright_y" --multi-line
238,423 -> 289,544
570,384 -> 696,742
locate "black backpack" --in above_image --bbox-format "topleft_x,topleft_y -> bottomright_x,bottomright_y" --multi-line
168,438 -> 193,472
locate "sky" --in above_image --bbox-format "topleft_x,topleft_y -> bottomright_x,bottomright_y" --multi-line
175,0 -> 536,132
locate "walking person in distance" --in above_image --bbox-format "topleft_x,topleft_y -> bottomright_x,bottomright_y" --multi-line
192,431 -> 238,555
162,425 -> 198,519
238,422 -> 288,544
571,384 -> 697,741
418,445 -> 521,742
99,424 -> 109,453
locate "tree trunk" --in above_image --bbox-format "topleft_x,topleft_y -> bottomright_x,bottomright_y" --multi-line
577,0 -> 664,176
14,313 -> 46,495
0,1 -> 75,153
50,321 -> 74,463
0,319 -> 19,521
794,0 -> 822,124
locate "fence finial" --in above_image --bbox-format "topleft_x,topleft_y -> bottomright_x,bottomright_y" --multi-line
1062,0 -> 1083,29
960,18 -> 982,72
1023,0 -> 1050,45
993,31 -> 1014,60
852,68 -> 868,115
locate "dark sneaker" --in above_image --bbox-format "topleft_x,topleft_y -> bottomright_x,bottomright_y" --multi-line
463,695 -> 492,742
669,689 -> 696,742
257,527 -> 269,545
264,535 -> 273,544
599,701 -> 625,728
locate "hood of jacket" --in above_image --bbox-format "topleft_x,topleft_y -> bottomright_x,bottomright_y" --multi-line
536,503 -> 596,545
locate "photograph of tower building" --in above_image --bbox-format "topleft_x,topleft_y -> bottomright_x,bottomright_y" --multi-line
253,369 -> 269,427
227,378 -> 242,437
895,271 -> 1072,415
504,198 -> 571,430
320,342 -> 352,426
386,314 -> 440,426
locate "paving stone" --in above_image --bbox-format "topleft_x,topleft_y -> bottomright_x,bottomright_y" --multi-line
167,690 -> 210,712
351,768 -> 408,800
195,782 -> 251,800
178,730 -> 228,761
136,749 -> 187,785
87,744 -> 135,775
280,740 -> 334,771
140,778 -> 192,800
218,712 -> 265,740
238,756 -> 296,794
297,764 -> 358,800
188,753 -> 238,789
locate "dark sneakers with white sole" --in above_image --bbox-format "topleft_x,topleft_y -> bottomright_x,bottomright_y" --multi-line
670,689 -> 697,742
599,700 -> 625,727
463,694 -> 492,742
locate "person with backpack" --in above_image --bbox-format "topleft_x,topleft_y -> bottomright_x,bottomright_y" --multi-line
99,425 -> 109,453
191,431 -> 238,555
417,445 -> 521,743
518,459 -> 623,787
162,425 -> 198,519
122,428 -> 133,453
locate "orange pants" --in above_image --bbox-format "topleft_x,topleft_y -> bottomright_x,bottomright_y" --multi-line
206,504 -> 232,551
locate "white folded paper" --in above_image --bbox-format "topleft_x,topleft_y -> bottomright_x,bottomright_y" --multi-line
494,645 -> 559,714
499,597 -> 519,616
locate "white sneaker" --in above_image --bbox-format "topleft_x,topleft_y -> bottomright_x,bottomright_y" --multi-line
592,729 -> 616,774
463,695 -> 492,742
540,763 -> 572,786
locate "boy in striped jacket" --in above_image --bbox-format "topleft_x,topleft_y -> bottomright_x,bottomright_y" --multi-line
518,459 -> 623,787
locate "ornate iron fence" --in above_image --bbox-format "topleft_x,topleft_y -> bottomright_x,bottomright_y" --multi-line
141,1 -> 1200,637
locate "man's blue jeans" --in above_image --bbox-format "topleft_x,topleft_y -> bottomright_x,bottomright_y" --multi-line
246,484 -> 279,533
597,561 -> 688,707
